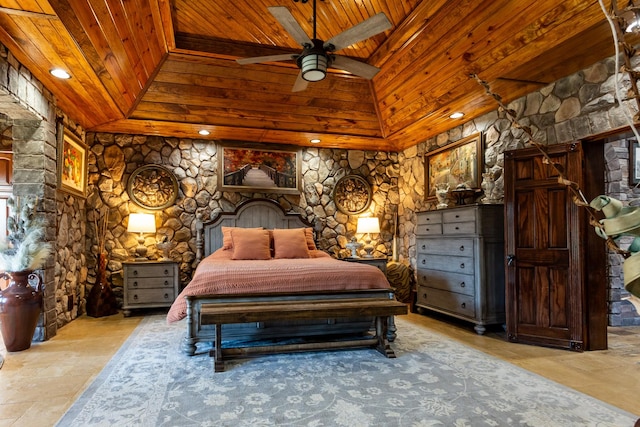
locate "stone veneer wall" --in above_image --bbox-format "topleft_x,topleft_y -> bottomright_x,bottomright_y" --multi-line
0,44 -> 85,340
84,134 -> 399,302
398,57 -> 640,326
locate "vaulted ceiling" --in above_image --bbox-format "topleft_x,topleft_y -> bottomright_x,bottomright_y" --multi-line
0,0 -> 629,151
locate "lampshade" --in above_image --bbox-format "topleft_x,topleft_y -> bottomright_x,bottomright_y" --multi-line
356,217 -> 380,234
301,53 -> 328,82
127,213 -> 156,233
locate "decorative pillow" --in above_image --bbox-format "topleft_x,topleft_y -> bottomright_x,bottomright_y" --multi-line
303,227 -> 317,251
272,228 -> 310,259
222,226 -> 262,250
230,228 -> 271,260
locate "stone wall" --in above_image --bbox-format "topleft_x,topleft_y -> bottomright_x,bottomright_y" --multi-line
84,133 -> 399,302
398,57 -> 640,325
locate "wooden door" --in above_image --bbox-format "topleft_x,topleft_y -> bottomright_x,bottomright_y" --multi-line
504,142 -> 607,351
0,151 -> 11,290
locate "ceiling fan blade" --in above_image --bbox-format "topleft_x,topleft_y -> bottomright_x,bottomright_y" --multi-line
268,6 -> 312,47
236,54 -> 296,65
332,55 -> 381,80
324,12 -> 392,52
292,71 -> 309,92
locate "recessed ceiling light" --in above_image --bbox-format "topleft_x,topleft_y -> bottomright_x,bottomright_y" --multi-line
310,138 -> 321,144
198,129 -> 210,136
449,112 -> 464,119
50,68 -> 71,79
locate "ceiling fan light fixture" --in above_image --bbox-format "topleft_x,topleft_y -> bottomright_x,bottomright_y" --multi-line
301,53 -> 328,82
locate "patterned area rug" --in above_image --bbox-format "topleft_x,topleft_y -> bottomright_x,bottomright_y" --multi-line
56,316 -> 638,427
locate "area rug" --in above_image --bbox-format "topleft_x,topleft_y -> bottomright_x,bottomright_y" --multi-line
56,316 -> 638,427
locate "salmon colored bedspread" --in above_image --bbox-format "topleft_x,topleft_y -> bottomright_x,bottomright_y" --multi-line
167,249 -> 390,323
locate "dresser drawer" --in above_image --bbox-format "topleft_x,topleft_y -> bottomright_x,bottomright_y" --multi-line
417,211 -> 442,225
417,254 -> 475,275
416,270 -> 475,296
417,238 -> 474,256
443,208 -> 476,223
443,221 -> 476,234
416,286 -> 475,317
126,264 -> 175,278
127,288 -> 176,305
128,276 -> 175,290
416,223 -> 442,236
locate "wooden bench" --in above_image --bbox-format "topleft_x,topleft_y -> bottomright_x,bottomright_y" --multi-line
200,298 -> 408,372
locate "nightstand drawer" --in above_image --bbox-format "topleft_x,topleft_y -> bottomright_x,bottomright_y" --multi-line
127,288 -> 175,305
126,264 -> 175,278
128,277 -> 175,290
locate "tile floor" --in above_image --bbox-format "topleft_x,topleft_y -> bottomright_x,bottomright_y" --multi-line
0,311 -> 639,426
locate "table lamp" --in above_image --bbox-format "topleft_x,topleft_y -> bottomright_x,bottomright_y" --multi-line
357,216 -> 380,258
127,213 -> 156,261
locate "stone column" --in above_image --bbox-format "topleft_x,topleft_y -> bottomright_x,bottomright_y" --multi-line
11,119 -> 58,340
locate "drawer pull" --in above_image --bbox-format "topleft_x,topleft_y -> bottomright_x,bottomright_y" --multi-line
425,228 -> 430,232
133,270 -> 139,276
455,226 -> 459,230
459,246 -> 464,251
164,280 -> 169,286
164,269 -> 169,275
133,281 -> 138,287
421,259 -> 426,265
164,293 -> 169,299
460,282 -> 465,288
421,244 -> 426,250
461,302 -> 466,308
133,294 -> 138,300
422,293 -> 427,299
455,214 -> 460,218
460,263 -> 465,269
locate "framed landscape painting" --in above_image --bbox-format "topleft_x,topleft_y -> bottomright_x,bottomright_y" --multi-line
425,133 -> 482,200
58,130 -> 88,198
218,142 -> 301,194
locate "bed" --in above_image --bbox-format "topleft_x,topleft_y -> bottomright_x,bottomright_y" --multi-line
167,198 -> 398,356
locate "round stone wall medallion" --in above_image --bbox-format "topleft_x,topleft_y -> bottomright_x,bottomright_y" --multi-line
127,165 -> 179,210
334,174 -> 372,215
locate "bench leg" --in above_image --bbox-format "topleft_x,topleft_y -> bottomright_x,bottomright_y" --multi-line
209,323 -> 225,372
375,316 -> 396,358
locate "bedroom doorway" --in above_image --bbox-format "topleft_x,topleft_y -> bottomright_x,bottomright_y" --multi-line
503,141 -> 608,351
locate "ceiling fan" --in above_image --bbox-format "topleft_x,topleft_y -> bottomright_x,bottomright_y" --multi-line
236,0 -> 392,92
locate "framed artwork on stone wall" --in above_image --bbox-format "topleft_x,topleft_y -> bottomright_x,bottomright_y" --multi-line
630,139 -> 640,185
57,129 -> 88,198
218,141 -> 301,194
424,133 -> 483,200
127,165 -> 179,210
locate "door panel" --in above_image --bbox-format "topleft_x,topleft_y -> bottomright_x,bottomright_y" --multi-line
505,143 -> 584,350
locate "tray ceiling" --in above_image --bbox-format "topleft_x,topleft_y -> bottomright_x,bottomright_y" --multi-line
0,0 -> 630,151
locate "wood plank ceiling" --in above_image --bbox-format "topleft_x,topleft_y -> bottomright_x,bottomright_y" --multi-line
0,0 -> 630,151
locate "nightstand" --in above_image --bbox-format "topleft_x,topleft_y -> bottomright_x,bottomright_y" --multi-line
343,256 -> 388,275
122,261 -> 179,317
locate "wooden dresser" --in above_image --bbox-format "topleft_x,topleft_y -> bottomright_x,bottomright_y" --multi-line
122,261 -> 179,317
415,205 -> 505,334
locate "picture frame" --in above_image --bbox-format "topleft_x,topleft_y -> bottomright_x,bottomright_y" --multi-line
218,142 -> 301,194
425,133 -> 482,200
58,129 -> 88,198
630,139 -> 640,185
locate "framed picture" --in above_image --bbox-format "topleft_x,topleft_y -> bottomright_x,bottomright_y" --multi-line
58,129 -> 88,198
218,142 -> 301,194
425,133 -> 482,199
630,139 -> 640,185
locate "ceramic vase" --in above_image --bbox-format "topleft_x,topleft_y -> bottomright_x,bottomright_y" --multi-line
0,270 -> 42,352
86,253 -> 118,317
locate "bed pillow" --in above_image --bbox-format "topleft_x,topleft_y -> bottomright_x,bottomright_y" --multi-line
222,226 -> 262,250
303,227 -> 317,251
272,228 -> 310,259
230,228 -> 271,260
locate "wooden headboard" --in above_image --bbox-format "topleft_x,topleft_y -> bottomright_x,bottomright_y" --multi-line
195,198 -> 313,261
